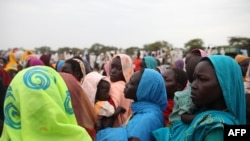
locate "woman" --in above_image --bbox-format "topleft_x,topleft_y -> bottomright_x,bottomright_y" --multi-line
96,69 -> 167,141
60,72 -> 97,140
161,68 -> 188,125
61,58 -> 86,84
140,55 -> 157,69
153,55 -> 246,141
109,54 -> 134,127
0,66 -> 92,141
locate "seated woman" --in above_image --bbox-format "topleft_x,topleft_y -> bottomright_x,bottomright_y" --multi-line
153,55 -> 246,141
96,69 -> 167,141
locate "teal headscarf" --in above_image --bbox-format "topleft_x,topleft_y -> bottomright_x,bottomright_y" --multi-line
153,55 -> 246,141
204,55 -> 246,124
144,56 -> 157,69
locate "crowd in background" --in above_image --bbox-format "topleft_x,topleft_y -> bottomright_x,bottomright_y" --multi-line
0,47 -> 249,140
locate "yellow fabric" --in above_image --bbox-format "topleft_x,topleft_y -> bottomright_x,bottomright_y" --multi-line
0,66 -> 91,141
4,52 -> 17,71
235,54 -> 250,63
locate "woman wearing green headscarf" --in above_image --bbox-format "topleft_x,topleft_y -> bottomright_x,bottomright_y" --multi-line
0,66 -> 92,141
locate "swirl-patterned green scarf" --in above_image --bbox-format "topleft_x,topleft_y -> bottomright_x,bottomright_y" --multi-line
0,66 -> 91,141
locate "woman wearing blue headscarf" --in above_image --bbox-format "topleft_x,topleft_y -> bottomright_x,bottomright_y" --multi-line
153,55 -> 246,141
140,56 -> 158,69
96,69 -> 167,141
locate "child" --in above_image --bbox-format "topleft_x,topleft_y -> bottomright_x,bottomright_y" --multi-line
82,72 -> 125,130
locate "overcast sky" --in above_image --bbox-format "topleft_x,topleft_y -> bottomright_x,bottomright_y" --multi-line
1,0 -> 250,50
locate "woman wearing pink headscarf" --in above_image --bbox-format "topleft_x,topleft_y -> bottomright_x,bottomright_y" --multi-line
109,54 -> 134,127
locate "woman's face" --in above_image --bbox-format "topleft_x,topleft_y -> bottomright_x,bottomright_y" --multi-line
110,57 -> 124,82
163,69 -> 177,99
191,60 -> 223,108
124,70 -> 142,101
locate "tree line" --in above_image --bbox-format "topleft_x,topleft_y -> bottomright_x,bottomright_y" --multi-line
34,37 -> 250,56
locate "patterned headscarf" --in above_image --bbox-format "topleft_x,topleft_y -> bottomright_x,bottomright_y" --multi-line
73,58 -> 86,84
0,66 -> 92,141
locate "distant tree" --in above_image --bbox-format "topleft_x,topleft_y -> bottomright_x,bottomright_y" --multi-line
34,46 -> 51,54
228,37 -> 250,55
88,43 -> 104,55
88,43 -> 118,56
184,38 -> 205,52
57,47 -> 71,54
125,47 -> 140,56
143,41 -> 172,52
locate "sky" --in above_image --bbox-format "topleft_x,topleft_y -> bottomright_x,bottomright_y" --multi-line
1,0 -> 250,50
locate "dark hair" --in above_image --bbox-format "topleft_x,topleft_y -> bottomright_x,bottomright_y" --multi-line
185,56 -> 201,83
73,56 -> 92,74
172,68 -> 188,90
65,58 -> 84,80
190,49 -> 202,56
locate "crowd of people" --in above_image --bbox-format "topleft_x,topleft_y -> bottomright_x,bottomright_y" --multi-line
0,48 -> 249,141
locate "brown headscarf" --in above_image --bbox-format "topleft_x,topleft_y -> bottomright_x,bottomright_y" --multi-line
59,72 -> 97,140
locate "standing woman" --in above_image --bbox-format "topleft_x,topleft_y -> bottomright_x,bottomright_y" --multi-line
0,66 -> 92,141
60,73 -> 97,140
96,69 -> 167,141
109,54 -> 134,127
153,55 -> 246,141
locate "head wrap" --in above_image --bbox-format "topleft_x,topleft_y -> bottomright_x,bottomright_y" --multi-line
235,54 -> 250,63
143,56 -> 157,69
202,55 -> 246,124
28,58 -> 44,67
174,59 -> 184,70
0,68 -> 11,89
72,58 -> 86,83
1,66 -> 92,141
82,71 -> 108,106
56,60 -> 65,72
191,48 -> 208,57
40,54 -> 51,66
137,69 -> 167,111
112,54 -> 134,82
59,72 -> 97,140
4,52 -> 17,72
